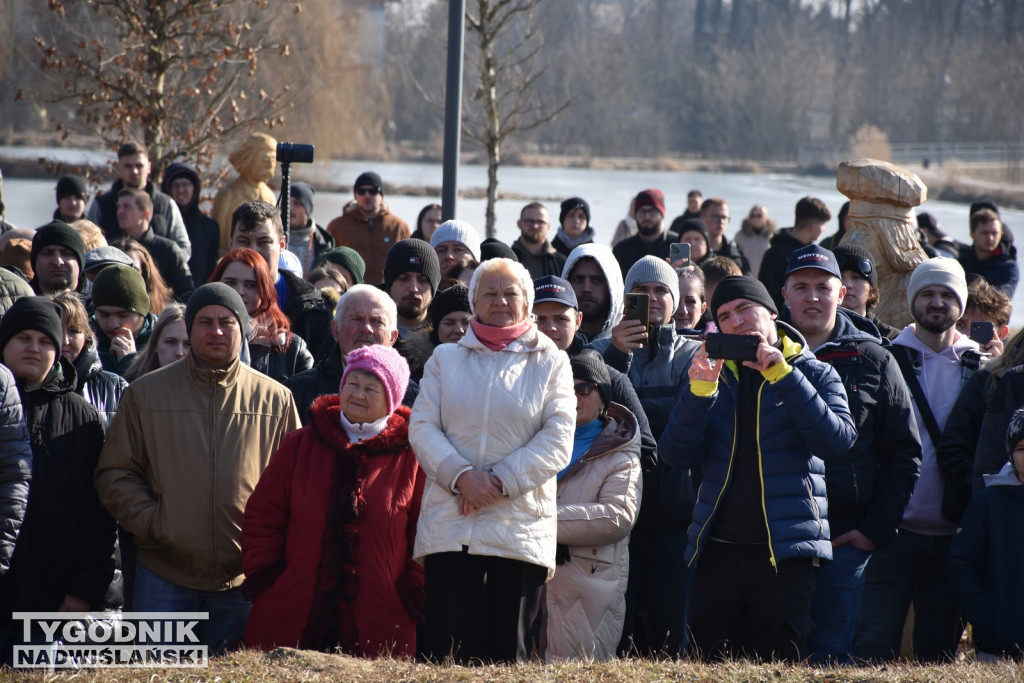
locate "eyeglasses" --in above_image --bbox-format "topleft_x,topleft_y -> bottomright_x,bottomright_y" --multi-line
356,186 -> 380,196
574,381 -> 598,397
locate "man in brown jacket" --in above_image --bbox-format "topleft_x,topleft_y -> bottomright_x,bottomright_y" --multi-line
95,283 -> 300,654
326,171 -> 410,285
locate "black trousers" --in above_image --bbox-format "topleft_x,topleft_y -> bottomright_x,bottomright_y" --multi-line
691,540 -> 816,662
421,549 -> 547,664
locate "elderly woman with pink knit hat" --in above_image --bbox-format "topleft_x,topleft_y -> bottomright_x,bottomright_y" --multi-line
241,344 -> 425,658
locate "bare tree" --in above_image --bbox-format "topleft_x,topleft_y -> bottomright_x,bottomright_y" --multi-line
464,0 -> 572,236
30,0 -> 297,177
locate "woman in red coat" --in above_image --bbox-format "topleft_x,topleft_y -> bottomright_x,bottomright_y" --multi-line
241,344 -> 424,657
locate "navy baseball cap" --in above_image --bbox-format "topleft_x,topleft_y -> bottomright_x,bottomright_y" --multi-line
785,244 -> 842,279
533,275 -> 578,309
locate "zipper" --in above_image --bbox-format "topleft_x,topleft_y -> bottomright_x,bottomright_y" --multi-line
852,466 -> 859,507
755,381 -> 777,570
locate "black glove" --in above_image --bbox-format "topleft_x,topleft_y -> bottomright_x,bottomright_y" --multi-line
555,544 -> 571,566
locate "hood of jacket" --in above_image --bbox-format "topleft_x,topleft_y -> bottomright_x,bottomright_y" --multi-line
72,343 -> 104,389
720,320 -> 811,379
984,461 -> 1024,488
19,355 -> 77,402
341,199 -> 395,223
457,320 -> 557,355
309,395 -> 411,453
160,162 -> 202,216
561,243 -> 624,340
564,402 -> 639,478
781,307 -> 881,350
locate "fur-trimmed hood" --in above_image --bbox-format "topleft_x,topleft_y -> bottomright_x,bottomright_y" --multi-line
309,394 -> 411,453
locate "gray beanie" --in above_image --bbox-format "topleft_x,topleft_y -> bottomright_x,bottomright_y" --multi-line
624,255 -> 679,311
430,219 -> 480,261
184,282 -> 250,336
290,182 -> 315,217
906,258 -> 968,313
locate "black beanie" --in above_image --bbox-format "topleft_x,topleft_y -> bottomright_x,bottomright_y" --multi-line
559,197 -> 591,226
56,175 -> 87,202
354,171 -> 383,193
676,218 -> 711,251
91,264 -> 150,315
0,296 -> 64,359
570,349 -> 611,407
290,182 -> 315,217
1006,408 -> 1024,456
480,238 -> 518,263
710,276 -> 778,323
31,220 -> 86,271
429,284 -> 471,331
384,239 -> 440,294
833,244 -> 877,287
185,282 -> 250,336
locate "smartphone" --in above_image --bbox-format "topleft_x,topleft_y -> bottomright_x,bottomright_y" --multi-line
670,242 -> 691,269
704,333 -> 761,362
623,293 -> 650,335
970,321 -> 995,345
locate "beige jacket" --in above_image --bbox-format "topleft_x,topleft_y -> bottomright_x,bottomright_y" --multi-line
95,354 -> 300,591
542,403 -> 642,662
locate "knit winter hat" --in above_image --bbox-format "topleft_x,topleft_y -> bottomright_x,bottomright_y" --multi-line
184,282 -> 249,336
354,171 -> 383,193
383,238 -> 440,294
429,284 -> 471,331
0,296 -> 64,358
833,244 -> 877,287
430,219 -> 481,262
319,247 -> 366,285
633,189 -> 666,217
533,275 -> 578,309
559,197 -> 591,226
341,344 -> 410,416
624,255 -> 679,311
84,246 -> 134,274
30,220 -> 86,272
570,349 -> 611,407
1007,408 -> 1024,456
480,237 -> 517,263
91,264 -> 150,315
906,258 -> 968,313
710,276 -> 778,322
290,182 -> 315,217
56,175 -> 87,202
675,218 -> 711,250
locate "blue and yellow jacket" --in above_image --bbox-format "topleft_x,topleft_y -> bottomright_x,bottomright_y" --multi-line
658,322 -> 857,567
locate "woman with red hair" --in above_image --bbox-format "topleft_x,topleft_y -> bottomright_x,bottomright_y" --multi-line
210,248 -> 314,383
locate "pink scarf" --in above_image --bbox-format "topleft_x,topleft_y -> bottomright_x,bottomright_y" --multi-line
470,317 -> 534,351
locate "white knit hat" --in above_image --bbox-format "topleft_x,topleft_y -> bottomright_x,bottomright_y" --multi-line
430,219 -> 480,261
624,255 -> 679,310
906,257 -> 968,313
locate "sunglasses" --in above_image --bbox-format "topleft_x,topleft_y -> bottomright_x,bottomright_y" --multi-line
750,213 -> 763,218
356,186 -> 380,196
574,381 -> 598,397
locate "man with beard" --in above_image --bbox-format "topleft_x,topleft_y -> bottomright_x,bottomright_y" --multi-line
612,189 -> 674,277
511,202 -> 566,279
87,141 -> 191,258
562,244 -> 624,344
855,258 -> 985,663
699,198 -> 750,274
383,238 -> 441,340
29,220 -> 86,295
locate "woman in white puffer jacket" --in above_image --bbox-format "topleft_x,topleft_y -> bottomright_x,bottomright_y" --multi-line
540,350 -> 642,662
411,257 -> 575,664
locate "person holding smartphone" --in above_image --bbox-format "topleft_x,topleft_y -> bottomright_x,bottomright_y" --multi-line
659,275 -> 856,662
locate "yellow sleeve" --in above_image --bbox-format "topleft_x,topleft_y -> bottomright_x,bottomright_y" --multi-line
689,379 -> 718,397
760,358 -> 793,384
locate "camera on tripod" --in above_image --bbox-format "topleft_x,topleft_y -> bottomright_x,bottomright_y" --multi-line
276,142 -> 314,164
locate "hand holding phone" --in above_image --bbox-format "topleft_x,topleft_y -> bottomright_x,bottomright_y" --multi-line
704,333 -> 761,362
970,321 -> 995,345
670,242 -> 691,271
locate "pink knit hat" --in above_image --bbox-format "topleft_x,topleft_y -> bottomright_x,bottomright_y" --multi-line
340,345 -> 410,415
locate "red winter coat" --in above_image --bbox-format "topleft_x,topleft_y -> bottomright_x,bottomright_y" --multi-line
241,398 -> 424,657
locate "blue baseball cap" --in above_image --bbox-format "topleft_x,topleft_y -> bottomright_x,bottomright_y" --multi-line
533,275 -> 578,309
785,244 -> 842,279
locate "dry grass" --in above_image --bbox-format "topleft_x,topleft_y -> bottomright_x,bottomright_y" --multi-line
0,648 -> 1021,682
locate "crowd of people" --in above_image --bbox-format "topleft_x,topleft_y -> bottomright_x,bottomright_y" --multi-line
0,141 -> 1022,667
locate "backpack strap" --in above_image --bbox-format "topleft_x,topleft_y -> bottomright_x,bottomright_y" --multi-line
890,345 -> 944,446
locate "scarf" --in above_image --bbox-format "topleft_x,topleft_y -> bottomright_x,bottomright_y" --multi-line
470,317 -> 534,351
556,226 -> 596,251
559,418 -> 603,480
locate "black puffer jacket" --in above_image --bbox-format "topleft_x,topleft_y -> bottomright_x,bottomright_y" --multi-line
0,365 -> 32,577
72,344 -> 128,432
971,368 -> 1024,493
280,270 -> 334,363
160,162 -> 220,285
284,343 -> 420,426
0,358 -> 119,618
805,309 -> 922,546
247,334 -> 314,385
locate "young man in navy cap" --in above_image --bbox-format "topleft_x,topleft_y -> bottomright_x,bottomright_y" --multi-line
781,244 -> 921,662
326,171 -> 410,285
659,275 -> 856,662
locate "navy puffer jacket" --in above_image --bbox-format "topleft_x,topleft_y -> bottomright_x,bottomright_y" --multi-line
659,323 -> 857,567
0,365 -> 32,576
